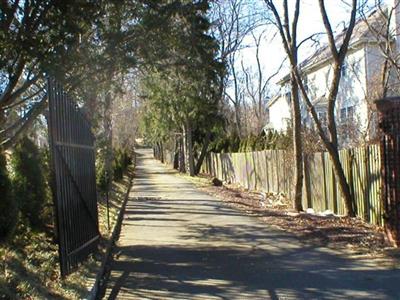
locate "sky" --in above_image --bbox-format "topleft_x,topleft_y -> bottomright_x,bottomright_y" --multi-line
237,0 -> 386,96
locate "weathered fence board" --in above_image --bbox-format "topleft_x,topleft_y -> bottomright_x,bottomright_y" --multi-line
201,144 -> 383,225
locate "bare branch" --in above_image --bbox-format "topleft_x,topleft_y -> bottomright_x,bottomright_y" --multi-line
1,94 -> 48,149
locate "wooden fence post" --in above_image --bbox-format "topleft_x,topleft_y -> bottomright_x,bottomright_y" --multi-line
375,97 -> 400,247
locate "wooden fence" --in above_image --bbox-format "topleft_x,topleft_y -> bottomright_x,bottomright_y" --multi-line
200,144 -> 383,225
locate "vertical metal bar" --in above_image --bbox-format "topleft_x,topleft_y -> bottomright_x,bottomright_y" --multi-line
48,79 -> 100,275
47,79 -> 64,276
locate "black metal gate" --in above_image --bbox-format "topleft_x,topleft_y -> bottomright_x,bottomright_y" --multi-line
47,78 -> 99,276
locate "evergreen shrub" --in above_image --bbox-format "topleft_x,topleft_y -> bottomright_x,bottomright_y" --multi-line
11,137 -> 46,228
113,148 -> 132,181
0,151 -> 17,241
96,153 -> 110,192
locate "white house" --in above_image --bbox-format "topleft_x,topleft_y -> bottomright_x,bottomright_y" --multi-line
265,93 -> 291,132
265,6 -> 398,145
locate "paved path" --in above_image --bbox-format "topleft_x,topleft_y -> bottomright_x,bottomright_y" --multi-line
104,148 -> 400,299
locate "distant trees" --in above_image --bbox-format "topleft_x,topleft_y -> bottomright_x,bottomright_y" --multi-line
241,29 -> 284,139
139,0 -> 222,176
210,0 -> 264,137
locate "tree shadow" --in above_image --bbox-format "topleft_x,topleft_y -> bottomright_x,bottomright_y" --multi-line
104,222 -> 400,299
102,149 -> 400,299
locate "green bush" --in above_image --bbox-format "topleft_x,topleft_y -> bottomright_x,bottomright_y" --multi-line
209,127 -> 294,154
113,148 -> 132,181
122,150 -> 132,169
96,153 -> 110,193
254,136 -> 266,151
37,148 -> 54,227
0,151 -> 18,241
227,134 -> 240,153
113,149 -> 124,180
238,138 -> 246,152
11,137 -> 46,228
211,133 -> 241,153
96,147 -> 132,190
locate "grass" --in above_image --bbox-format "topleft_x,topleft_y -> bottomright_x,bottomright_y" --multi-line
0,166 -> 134,300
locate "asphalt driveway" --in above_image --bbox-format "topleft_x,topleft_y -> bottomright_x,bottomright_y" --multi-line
103,148 -> 400,299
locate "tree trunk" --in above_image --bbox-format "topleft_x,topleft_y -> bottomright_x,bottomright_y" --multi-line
173,137 -> 179,169
234,103 -> 242,137
178,133 -> 185,173
194,132 -> 211,175
0,111 -> 6,132
266,0 -> 356,217
159,141 -> 164,163
326,143 -> 356,217
184,121 -> 195,176
104,92 -> 113,186
290,74 -> 304,212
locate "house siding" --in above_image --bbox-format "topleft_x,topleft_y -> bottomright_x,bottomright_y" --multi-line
267,95 -> 291,132
267,43 -> 387,143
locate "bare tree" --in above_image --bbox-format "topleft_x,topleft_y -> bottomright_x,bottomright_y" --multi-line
264,0 -> 304,212
210,0 -> 262,136
361,0 -> 400,98
241,29 -> 285,134
265,0 -> 359,216
224,52 -> 246,135
112,74 -> 140,151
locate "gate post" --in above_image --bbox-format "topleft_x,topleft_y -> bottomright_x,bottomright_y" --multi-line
375,97 -> 400,247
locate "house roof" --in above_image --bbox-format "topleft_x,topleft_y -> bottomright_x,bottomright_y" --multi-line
278,8 -> 385,85
266,93 -> 282,108
314,95 -> 328,108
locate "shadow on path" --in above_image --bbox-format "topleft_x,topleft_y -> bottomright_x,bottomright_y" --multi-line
103,149 -> 400,300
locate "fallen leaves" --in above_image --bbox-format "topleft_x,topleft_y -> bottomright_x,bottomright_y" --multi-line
192,174 -> 392,257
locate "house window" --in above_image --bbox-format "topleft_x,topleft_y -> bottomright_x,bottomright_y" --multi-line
341,63 -> 347,77
340,106 -> 354,123
285,91 -> 292,102
304,77 -> 309,92
340,108 -> 346,121
318,111 -> 327,124
347,106 -> 354,119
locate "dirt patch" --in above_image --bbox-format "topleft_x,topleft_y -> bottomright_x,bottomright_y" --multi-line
182,173 -> 398,259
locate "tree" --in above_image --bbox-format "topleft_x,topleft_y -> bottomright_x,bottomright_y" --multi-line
210,0 -> 262,137
112,74 -> 140,151
241,29 -> 285,134
0,1 -> 103,146
264,0 -> 304,212
11,136 -> 47,227
138,0 -> 222,176
0,1 -> 143,149
361,0 -> 400,99
265,0 -> 359,216
357,0 -> 400,148
0,150 -> 17,241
